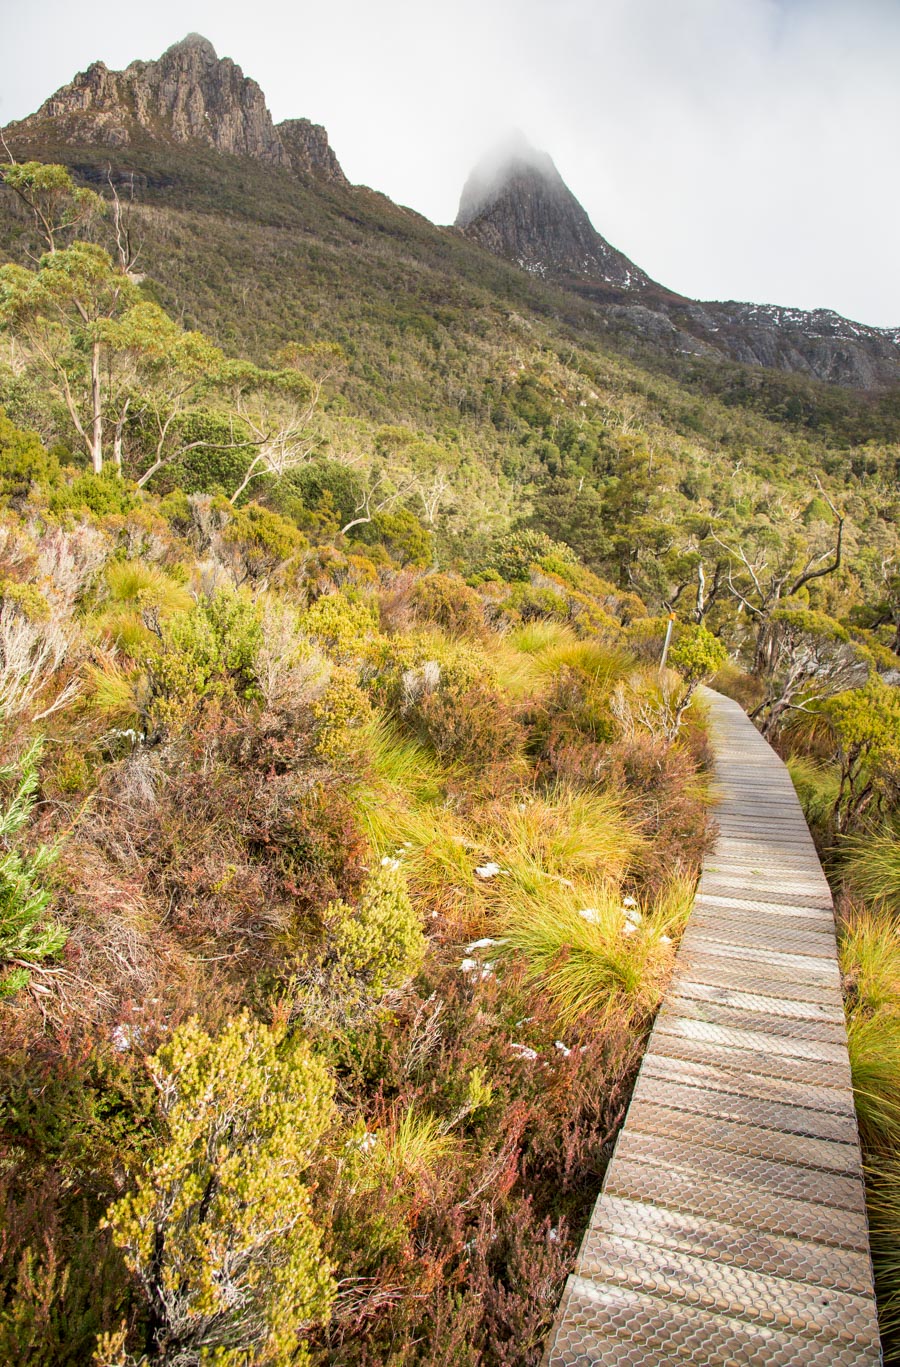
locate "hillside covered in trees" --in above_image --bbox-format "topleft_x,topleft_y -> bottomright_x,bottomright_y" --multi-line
0,33 -> 899,1366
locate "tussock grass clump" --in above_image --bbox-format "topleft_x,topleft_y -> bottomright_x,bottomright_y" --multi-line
840,909 -> 900,1015
843,828 -> 900,916
499,885 -> 677,1028
788,756 -> 840,831
104,561 -> 192,614
489,785 -> 642,892
847,1011 -> 900,1148
866,1155 -> 900,1361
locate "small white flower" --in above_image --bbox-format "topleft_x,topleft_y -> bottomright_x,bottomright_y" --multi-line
475,862 -> 503,879
509,1043 -> 539,1061
622,896 -> 638,908
623,905 -> 642,926
549,1227 -> 559,1242
622,920 -> 638,935
579,907 -> 602,924
381,856 -> 401,871
660,934 -> 672,945
554,1040 -> 571,1057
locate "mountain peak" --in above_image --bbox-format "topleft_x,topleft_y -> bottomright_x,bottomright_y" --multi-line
6,36 -> 347,185
456,137 -> 650,291
456,133 -> 562,227
162,33 -> 219,64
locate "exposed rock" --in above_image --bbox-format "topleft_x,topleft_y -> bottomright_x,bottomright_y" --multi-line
456,136 -> 651,290
276,118 -> 347,185
6,34 -> 347,185
456,137 -> 900,389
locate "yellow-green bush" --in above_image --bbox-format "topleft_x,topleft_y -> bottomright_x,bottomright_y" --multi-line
323,860 -> 425,1000
301,591 -> 380,659
147,589 -> 264,729
104,1012 -> 336,1365
312,665 -> 374,760
0,578 -> 50,622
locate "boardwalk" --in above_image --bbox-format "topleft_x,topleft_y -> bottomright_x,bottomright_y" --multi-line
544,689 -> 882,1366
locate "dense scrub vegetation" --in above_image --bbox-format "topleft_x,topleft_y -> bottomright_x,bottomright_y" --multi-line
0,159 -> 898,1362
781,710 -> 900,1361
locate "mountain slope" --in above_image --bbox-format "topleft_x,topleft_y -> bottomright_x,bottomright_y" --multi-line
2,34 -> 899,397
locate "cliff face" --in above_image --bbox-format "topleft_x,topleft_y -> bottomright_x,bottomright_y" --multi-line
456,140 -> 651,290
276,119 -> 348,185
7,34 -> 346,184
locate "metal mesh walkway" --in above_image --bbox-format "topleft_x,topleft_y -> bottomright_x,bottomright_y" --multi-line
543,688 -> 882,1366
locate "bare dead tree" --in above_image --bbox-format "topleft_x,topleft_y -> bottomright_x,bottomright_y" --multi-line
106,167 -> 143,275
227,381 -> 322,504
413,470 -> 451,526
339,473 -> 415,538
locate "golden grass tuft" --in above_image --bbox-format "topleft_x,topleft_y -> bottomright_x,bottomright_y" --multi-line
498,885 -> 676,1029
842,827 -> 900,915
847,1010 -> 900,1148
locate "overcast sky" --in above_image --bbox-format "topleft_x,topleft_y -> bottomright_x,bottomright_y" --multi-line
1,0 -> 898,326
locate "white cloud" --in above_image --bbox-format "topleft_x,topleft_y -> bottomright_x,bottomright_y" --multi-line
1,0 -> 897,325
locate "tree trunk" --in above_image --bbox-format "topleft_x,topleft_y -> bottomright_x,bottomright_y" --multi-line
112,398 -> 129,473
90,340 -> 103,473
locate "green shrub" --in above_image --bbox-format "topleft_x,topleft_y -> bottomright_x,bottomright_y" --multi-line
105,1012 -> 336,1364
0,408 -> 59,504
826,679 -> 900,831
0,740 -> 67,997
285,459 -> 365,530
489,530 -> 577,582
301,592 -> 379,659
325,861 -> 424,997
311,665 -> 374,760
221,501 -> 307,581
48,469 -> 139,518
668,623 -> 728,687
0,577 -> 50,622
506,582 -> 570,624
148,589 -> 264,729
354,505 -> 432,567
409,573 -> 486,639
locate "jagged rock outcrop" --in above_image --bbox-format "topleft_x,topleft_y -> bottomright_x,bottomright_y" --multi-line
456,137 -> 899,389
456,136 -> 651,290
6,34 -> 346,185
276,119 -> 348,185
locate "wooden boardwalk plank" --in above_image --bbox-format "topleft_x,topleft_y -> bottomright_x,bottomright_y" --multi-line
543,689 -> 882,1365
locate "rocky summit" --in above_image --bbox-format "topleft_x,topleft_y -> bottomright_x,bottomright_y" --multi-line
456,136 -> 651,290
6,33 -> 347,183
